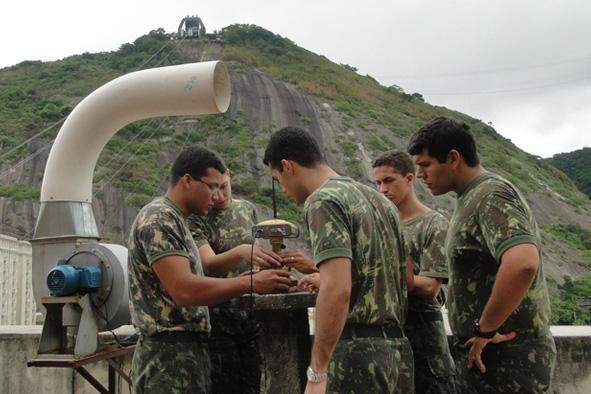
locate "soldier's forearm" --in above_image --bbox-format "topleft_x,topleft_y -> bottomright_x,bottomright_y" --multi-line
479,244 -> 539,332
311,258 -> 352,372
199,244 -> 246,276
409,275 -> 441,299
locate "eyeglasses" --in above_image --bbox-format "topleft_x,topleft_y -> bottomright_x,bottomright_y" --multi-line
188,175 -> 221,193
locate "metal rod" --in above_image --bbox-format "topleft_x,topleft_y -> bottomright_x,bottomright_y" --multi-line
75,366 -> 109,394
272,178 -> 278,218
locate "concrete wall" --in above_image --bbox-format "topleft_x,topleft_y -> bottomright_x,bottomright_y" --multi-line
0,325 -> 589,393
0,325 -> 133,394
0,234 -> 36,325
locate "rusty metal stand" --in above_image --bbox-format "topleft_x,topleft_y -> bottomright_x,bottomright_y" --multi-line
27,345 -> 135,394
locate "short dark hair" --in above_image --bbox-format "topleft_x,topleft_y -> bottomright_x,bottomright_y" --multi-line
372,150 -> 415,176
171,145 -> 227,185
263,126 -> 324,170
407,116 -> 480,166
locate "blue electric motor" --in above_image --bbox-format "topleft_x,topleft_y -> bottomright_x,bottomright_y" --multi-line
46,264 -> 102,296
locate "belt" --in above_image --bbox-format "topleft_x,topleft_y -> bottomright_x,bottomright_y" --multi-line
406,310 -> 443,324
340,325 -> 404,340
148,330 -> 209,343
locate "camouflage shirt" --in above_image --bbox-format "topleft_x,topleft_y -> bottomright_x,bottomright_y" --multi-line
128,196 -> 210,336
187,199 -> 258,278
305,176 -> 407,327
403,210 -> 449,313
446,172 -> 551,338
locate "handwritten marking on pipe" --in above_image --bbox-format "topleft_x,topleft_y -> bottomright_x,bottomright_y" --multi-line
184,76 -> 199,93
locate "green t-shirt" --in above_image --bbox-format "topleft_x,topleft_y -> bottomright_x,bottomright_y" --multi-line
403,210 -> 449,313
446,172 -> 551,338
187,199 -> 258,278
305,176 -> 407,328
128,196 -> 210,336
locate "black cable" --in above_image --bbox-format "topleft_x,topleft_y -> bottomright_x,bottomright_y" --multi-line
91,297 -> 124,348
250,241 -> 256,311
272,178 -> 277,219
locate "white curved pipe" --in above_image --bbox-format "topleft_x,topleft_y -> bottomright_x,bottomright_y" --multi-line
40,61 -> 231,203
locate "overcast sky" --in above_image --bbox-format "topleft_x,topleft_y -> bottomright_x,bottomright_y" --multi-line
2,0 -> 589,157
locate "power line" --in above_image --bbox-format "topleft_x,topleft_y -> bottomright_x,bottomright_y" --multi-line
0,118 -> 64,161
3,35 -> 190,239
375,53 -> 591,80
420,75 -> 591,96
0,141 -> 52,180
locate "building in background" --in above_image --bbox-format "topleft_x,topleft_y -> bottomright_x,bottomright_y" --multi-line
0,234 -> 36,325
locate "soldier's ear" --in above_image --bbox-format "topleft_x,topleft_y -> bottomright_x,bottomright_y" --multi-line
280,159 -> 294,174
405,173 -> 414,184
182,174 -> 193,188
447,150 -> 462,168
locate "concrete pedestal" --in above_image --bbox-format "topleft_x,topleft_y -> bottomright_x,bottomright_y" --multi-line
224,292 -> 316,394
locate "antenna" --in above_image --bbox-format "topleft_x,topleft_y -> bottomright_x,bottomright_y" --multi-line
272,177 -> 278,219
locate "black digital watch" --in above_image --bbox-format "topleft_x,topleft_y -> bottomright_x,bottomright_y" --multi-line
473,319 -> 497,339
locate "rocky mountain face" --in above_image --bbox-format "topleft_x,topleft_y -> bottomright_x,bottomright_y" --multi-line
1,26 -> 590,301
547,147 -> 591,200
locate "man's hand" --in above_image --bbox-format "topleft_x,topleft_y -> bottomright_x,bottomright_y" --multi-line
304,380 -> 327,394
251,269 -> 292,294
298,273 -> 321,293
465,331 -> 517,373
238,244 -> 282,269
281,249 -> 318,274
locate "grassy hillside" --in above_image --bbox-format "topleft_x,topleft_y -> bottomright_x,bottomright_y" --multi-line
1,24 -> 590,323
547,147 -> 591,199
219,25 -> 589,211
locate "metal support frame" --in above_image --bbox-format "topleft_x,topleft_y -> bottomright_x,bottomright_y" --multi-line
38,294 -> 100,356
27,345 -> 135,394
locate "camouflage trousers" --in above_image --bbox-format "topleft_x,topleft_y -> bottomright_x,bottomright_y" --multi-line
451,332 -> 556,393
405,315 -> 457,394
208,308 -> 262,394
132,332 -> 211,394
327,336 -> 414,394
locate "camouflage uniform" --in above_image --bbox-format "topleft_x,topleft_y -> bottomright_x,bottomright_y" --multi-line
188,199 -> 262,394
403,210 -> 456,394
446,172 -> 556,393
128,196 -> 211,394
305,176 -> 414,394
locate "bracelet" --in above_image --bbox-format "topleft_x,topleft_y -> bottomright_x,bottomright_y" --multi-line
307,366 -> 328,383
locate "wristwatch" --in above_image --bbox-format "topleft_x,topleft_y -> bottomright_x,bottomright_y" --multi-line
473,319 -> 496,339
307,366 -> 328,383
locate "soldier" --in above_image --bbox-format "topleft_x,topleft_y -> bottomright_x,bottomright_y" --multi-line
408,117 -> 556,393
187,169 -> 282,394
263,126 -> 413,394
128,145 -> 291,393
373,150 -> 456,394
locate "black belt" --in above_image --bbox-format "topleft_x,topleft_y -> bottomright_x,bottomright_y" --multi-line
340,325 -> 404,340
406,310 -> 443,324
148,330 -> 209,343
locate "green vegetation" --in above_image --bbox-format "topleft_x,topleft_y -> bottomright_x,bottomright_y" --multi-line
551,274 -> 591,325
0,32 -> 188,167
547,147 -> 591,199
547,224 -> 591,252
0,184 -> 39,201
1,21 -> 591,304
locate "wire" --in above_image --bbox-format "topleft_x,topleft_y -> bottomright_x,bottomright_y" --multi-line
250,241 -> 255,310
0,141 -> 52,180
420,75 -> 591,96
0,118 -> 64,161
93,117 -> 169,196
272,178 -> 277,219
375,53 -> 591,80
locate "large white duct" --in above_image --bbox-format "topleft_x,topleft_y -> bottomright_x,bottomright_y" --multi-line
32,61 -> 230,310
40,61 -> 230,203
